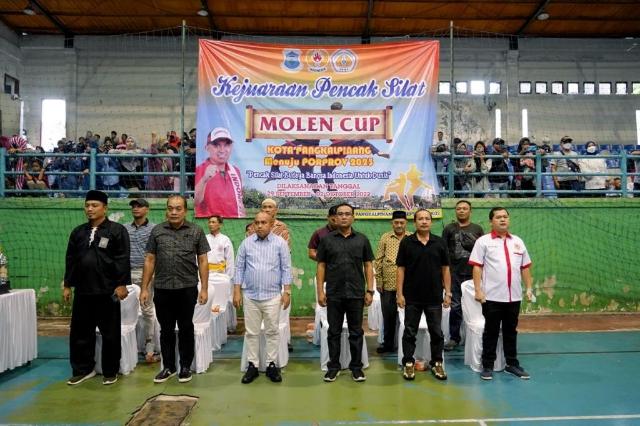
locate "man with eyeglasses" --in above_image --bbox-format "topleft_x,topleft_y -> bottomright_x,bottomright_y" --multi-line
316,203 -> 375,383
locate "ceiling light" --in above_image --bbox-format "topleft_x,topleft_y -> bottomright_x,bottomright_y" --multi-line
197,8 -> 208,17
536,12 -> 550,21
23,5 -> 36,15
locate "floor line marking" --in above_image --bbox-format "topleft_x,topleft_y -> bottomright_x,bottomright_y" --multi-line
327,413 -> 640,425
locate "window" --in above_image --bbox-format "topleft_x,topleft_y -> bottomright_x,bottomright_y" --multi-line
455,81 -> 468,94
615,82 -> 628,95
598,82 -> 611,95
470,80 -> 485,95
583,82 -> 595,95
495,108 -> 502,138
551,81 -> 563,94
535,81 -> 548,94
521,108 -> 528,137
438,81 -> 450,95
567,82 -> 579,94
519,81 -> 532,94
632,82 -> 640,95
3,74 -> 19,96
41,99 -> 66,151
489,81 -> 501,95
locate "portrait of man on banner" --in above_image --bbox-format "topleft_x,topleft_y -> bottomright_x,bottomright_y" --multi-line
194,127 -> 246,218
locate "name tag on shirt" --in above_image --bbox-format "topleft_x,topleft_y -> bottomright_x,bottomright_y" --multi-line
98,237 -> 110,249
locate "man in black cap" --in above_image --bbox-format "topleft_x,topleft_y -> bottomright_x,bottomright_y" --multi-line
374,210 -> 409,353
124,198 -> 158,363
63,190 -> 131,386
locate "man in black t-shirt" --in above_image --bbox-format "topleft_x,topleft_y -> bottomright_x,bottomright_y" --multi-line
396,209 -> 451,381
441,200 -> 484,350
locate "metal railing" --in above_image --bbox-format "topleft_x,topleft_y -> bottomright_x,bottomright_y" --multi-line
0,148 -> 638,198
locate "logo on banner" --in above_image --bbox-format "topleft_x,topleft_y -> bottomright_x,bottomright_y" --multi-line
331,49 -> 357,73
281,49 -> 303,72
306,49 -> 329,72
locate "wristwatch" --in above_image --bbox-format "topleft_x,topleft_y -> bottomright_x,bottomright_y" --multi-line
366,289 -> 375,296
445,292 -> 452,297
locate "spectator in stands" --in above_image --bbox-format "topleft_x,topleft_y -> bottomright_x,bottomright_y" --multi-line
98,140 -> 120,193
3,135 -> 28,192
308,205 -> 338,261
453,142 -> 472,196
24,159 -> 47,193
374,210 -> 409,354
580,141 -> 609,196
146,133 -> 174,196
470,141 -> 491,197
469,207 -> 533,381
115,136 -> 144,191
488,138 -> 510,198
184,130 -> 197,191
511,138 -> 536,197
631,149 -> 640,197
538,137 -> 555,197
316,203 -> 374,383
551,136 -> 581,197
63,190 -> 131,386
246,198 -> 291,249
431,142 -> 450,192
396,209 -> 451,381
442,200 -> 483,351
234,211 -> 291,384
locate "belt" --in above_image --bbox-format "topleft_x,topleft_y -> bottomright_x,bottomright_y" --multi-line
208,262 -> 226,272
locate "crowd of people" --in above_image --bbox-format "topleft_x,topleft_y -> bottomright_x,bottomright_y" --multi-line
431,132 -> 640,197
63,189 -> 531,386
0,129 -> 197,196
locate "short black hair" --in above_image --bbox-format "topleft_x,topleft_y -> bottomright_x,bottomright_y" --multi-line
167,194 -> 188,209
489,207 -> 509,220
328,205 -> 338,216
335,202 -> 354,213
413,208 -> 432,221
208,215 -> 223,224
455,199 -> 472,208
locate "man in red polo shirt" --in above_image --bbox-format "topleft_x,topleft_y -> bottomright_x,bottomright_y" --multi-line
468,206 -> 533,381
194,128 -> 246,218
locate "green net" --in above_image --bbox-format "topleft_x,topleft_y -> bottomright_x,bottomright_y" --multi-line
1,197 -> 638,316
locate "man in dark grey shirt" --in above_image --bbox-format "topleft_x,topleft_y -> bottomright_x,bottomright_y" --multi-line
140,195 -> 210,384
316,203 -> 374,383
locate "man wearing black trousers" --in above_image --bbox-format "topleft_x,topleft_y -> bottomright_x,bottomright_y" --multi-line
316,203 -> 375,383
374,210 -> 409,353
140,195 -> 210,384
63,190 -> 131,386
396,209 -> 451,381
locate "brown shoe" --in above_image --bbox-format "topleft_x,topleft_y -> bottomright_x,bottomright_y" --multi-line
145,352 -> 160,363
430,361 -> 447,380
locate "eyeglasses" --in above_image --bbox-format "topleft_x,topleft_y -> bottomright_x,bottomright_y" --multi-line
336,212 -> 352,217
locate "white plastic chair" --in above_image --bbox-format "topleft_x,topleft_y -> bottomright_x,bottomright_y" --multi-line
312,277 -> 326,346
95,284 -> 139,375
319,313 -> 369,371
135,290 -> 160,354
240,295 -> 290,372
461,279 -> 505,372
367,288 -> 383,331
209,274 -> 231,351
396,307 -> 431,365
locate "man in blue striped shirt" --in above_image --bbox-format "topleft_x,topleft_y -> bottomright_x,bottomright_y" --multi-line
234,212 -> 292,384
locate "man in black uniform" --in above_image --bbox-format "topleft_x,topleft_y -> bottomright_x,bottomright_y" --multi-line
63,190 -> 131,386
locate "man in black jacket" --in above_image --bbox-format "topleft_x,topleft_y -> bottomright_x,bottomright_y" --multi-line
63,190 -> 131,386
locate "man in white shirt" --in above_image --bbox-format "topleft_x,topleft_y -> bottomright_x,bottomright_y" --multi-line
468,207 -> 533,381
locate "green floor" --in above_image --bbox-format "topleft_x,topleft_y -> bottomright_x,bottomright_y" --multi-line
1,333 -> 640,425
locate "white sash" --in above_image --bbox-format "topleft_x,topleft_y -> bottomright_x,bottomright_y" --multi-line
227,163 -> 245,217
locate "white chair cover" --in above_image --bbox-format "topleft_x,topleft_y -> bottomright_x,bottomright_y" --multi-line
396,307 -> 431,365
312,277 -> 326,346
95,284 -> 140,375
135,286 -> 160,354
0,289 -> 37,373
239,298 -> 290,372
210,274 -> 231,351
367,288 -> 382,331
461,279 -> 505,372
319,315 -> 370,371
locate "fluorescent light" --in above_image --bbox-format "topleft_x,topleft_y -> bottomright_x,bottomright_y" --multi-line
537,12 -> 550,21
197,8 -> 209,17
495,109 -> 502,138
522,109 -> 528,138
23,5 -> 36,15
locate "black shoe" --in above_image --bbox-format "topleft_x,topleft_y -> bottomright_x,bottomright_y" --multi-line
242,362 -> 259,384
265,362 -> 282,383
480,368 -> 493,381
178,367 -> 192,383
443,340 -> 459,351
153,368 -> 176,383
351,369 -> 366,382
505,364 -> 530,380
376,345 -> 393,354
67,370 -> 96,386
323,369 -> 340,382
102,375 -> 118,385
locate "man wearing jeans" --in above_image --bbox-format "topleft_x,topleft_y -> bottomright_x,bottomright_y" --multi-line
316,203 -> 374,383
396,209 -> 451,381
468,207 -> 533,381
234,212 -> 292,384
